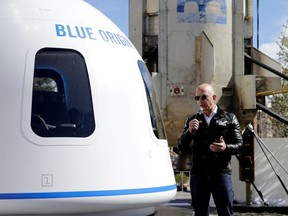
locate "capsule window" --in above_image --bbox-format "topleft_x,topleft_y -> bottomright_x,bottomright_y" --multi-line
138,60 -> 166,139
31,48 -> 95,137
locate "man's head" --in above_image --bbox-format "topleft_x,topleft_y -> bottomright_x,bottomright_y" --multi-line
195,83 -> 217,115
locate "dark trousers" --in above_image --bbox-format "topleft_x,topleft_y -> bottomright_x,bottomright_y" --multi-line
190,173 -> 233,216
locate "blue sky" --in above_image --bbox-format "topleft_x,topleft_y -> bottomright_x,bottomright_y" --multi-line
254,0 -> 288,60
84,0 -> 129,35
84,0 -> 288,61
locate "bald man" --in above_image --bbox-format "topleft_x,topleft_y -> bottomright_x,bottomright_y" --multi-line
177,83 -> 243,216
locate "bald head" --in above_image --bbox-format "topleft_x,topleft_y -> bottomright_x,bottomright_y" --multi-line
195,83 -> 217,115
196,83 -> 215,96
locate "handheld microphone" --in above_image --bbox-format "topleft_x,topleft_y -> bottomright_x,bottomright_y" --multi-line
192,109 -> 202,133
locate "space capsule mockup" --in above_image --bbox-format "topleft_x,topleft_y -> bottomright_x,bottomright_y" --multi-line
0,0 -> 176,215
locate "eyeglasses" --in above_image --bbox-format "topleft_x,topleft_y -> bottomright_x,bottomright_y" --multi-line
194,94 -> 209,101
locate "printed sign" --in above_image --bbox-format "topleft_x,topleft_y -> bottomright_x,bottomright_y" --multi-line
177,0 -> 227,24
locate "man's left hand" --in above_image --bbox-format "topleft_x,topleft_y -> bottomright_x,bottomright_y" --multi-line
210,136 -> 226,152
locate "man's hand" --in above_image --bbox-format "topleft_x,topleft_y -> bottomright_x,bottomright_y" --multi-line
210,136 -> 226,152
188,119 -> 202,133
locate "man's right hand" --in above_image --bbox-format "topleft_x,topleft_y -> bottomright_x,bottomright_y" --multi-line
188,119 -> 202,133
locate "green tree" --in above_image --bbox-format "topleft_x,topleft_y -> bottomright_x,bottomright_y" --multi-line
268,20 -> 288,137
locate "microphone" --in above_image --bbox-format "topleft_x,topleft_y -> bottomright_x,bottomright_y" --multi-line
192,109 -> 202,133
195,108 -> 203,120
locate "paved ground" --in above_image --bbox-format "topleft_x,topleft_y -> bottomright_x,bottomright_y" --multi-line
6,191 -> 287,215
155,192 -> 288,216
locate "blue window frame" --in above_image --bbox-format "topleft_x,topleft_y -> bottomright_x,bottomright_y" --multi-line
138,60 -> 166,139
31,48 -> 95,137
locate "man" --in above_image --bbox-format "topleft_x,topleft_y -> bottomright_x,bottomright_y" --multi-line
177,83 -> 243,216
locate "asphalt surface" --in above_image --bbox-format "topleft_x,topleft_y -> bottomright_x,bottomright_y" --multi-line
5,191 -> 288,215
155,191 -> 288,216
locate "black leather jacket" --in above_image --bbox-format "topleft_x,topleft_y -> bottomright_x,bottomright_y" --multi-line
177,106 -> 243,175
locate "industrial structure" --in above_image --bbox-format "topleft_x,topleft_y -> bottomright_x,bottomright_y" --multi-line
129,0 -> 288,206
